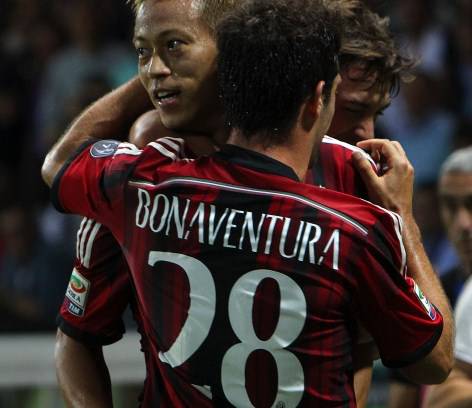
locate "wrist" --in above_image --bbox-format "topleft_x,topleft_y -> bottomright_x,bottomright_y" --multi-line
399,212 -> 422,246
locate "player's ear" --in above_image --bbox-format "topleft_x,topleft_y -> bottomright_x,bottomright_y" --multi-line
308,81 -> 325,118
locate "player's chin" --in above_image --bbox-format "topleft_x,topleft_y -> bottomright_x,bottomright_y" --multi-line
158,111 -> 190,132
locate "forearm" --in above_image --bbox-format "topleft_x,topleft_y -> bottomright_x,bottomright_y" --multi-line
352,340 -> 378,408
42,76 -> 152,186
55,329 -> 113,408
426,367 -> 472,408
399,213 -> 454,383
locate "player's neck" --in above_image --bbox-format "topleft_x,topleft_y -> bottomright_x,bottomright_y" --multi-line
227,127 -> 313,181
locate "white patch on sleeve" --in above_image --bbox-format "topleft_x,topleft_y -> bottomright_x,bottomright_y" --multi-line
90,140 -> 120,158
65,269 -> 91,317
413,281 -> 437,320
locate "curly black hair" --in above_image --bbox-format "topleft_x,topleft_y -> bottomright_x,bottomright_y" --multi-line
130,0 -> 237,32
217,0 -> 342,145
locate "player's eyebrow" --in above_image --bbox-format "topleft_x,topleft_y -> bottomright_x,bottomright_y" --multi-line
134,28 -> 192,44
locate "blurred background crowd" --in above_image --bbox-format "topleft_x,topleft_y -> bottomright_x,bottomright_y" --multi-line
0,0 -> 470,406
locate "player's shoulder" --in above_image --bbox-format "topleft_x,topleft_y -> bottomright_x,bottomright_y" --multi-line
302,181 -> 403,239
321,135 -> 376,168
139,137 -> 194,162
89,137 -> 190,162
124,136 -> 196,184
318,188 -> 406,269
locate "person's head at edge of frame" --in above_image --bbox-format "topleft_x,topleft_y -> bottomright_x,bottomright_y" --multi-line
216,0 -> 342,168
130,0 -> 412,148
327,1 -> 416,145
131,0 -> 238,138
439,147 -> 472,276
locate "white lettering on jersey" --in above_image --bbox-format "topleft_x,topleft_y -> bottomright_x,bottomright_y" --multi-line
238,212 -> 266,251
297,222 -> 322,264
133,190 -> 342,268
148,252 -> 307,407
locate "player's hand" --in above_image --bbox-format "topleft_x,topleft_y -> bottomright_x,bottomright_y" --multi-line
352,139 -> 414,216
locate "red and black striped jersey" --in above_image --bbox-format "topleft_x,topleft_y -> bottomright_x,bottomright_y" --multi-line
53,137 -> 442,407
58,216 -> 129,344
57,136 -> 375,345
305,135 -> 376,196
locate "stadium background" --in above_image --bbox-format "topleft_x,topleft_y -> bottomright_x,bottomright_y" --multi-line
0,0 -> 470,406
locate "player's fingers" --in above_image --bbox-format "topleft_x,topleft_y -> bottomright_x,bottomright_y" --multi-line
356,139 -> 386,164
357,139 -> 406,167
352,151 -> 381,189
384,141 -> 414,177
391,140 -> 407,156
356,138 -> 390,152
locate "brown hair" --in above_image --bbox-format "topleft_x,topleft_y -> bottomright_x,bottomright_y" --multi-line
332,0 -> 416,95
130,0 -> 237,32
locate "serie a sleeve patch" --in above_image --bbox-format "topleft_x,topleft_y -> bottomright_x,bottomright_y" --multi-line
411,279 -> 437,321
65,268 -> 91,317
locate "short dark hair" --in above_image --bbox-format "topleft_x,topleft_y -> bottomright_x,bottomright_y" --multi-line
217,0 -> 341,145
131,0 -> 237,32
335,0 -> 415,96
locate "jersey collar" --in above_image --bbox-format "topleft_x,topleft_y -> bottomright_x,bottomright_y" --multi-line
214,144 -> 300,182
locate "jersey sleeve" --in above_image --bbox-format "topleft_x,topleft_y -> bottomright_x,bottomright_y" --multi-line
351,209 -> 443,368
51,139 -> 139,230
53,137 -> 193,343
51,137 -> 193,230
57,218 -> 132,345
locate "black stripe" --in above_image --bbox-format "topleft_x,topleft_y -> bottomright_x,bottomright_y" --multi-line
57,315 -> 124,346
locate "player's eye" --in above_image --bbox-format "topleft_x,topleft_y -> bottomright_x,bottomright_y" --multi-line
167,39 -> 184,51
136,47 -> 152,58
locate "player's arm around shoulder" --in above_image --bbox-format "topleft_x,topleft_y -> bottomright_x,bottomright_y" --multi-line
352,139 -> 453,384
42,76 -> 152,187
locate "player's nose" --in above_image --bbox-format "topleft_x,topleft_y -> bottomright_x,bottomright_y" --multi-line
148,55 -> 171,78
